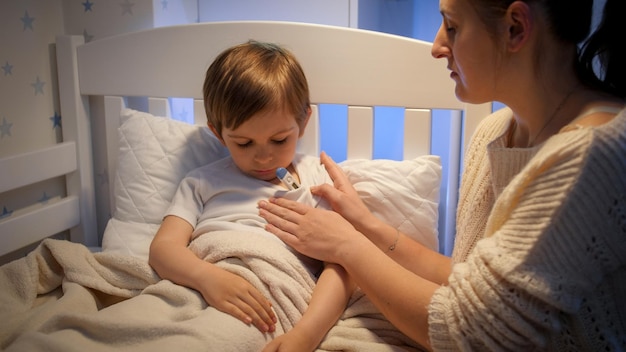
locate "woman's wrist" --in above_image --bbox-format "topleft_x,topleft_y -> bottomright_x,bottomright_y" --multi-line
352,213 -> 384,238
384,228 -> 401,254
358,218 -> 397,251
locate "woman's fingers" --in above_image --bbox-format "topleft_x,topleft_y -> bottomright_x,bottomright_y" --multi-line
258,200 -> 299,239
269,196 -> 309,214
320,152 -> 350,187
258,198 -> 311,224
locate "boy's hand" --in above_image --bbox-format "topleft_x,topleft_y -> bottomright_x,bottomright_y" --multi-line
200,267 -> 276,333
262,327 -> 319,352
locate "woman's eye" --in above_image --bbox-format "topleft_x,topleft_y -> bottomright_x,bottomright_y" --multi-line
442,19 -> 456,34
237,141 -> 252,148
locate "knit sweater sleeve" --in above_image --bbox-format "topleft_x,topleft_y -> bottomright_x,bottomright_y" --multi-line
428,109 -> 626,351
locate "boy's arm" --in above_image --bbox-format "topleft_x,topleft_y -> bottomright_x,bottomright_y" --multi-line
149,215 -> 276,332
263,262 -> 355,352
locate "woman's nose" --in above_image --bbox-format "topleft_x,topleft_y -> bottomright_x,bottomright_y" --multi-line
431,25 -> 449,59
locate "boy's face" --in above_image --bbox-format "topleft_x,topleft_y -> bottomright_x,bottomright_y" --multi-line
211,106 -> 308,182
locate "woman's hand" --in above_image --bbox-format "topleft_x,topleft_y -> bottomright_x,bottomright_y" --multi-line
311,152 -> 375,232
258,197 -> 362,264
198,266 -> 277,333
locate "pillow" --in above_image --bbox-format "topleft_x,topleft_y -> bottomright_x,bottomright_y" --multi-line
111,109 -> 229,224
341,157 -> 440,251
102,109 -> 441,260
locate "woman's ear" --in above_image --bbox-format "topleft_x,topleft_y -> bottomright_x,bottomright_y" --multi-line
298,107 -> 312,138
208,123 -> 226,146
506,1 -> 533,52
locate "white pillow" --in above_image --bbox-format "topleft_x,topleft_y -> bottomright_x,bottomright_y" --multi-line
102,109 -> 441,259
112,109 -> 229,224
341,157 -> 440,251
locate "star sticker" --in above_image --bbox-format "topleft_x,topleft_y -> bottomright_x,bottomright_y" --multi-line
0,117 -> 12,138
21,10 -> 35,31
2,62 -> 12,75
50,112 -> 62,128
120,0 -> 135,15
0,206 -> 13,219
39,192 -> 52,203
82,0 -> 94,12
31,76 -> 45,95
83,29 -> 94,43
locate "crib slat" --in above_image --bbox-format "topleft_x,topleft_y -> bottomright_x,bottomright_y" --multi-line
56,34 -> 98,247
347,106 -> 373,159
404,108 -> 432,158
193,99 -> 205,125
440,109 -> 463,256
148,97 -> 170,118
298,104 -> 320,156
0,196 -> 80,257
0,142 -> 76,194
102,96 -> 126,217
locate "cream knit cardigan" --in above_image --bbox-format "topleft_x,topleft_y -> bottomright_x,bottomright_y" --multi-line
428,107 -> 626,351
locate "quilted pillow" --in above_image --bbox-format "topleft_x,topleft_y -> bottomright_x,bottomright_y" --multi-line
102,109 -> 441,260
112,109 -> 228,224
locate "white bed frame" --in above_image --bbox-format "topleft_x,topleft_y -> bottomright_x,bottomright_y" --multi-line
0,21 -> 492,259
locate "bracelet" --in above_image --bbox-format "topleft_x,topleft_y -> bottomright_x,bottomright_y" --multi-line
385,229 -> 400,253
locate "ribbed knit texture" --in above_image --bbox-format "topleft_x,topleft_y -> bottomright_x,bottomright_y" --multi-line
429,107 -> 626,351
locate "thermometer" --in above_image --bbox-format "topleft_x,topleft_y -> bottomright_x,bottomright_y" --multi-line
276,167 -> 300,190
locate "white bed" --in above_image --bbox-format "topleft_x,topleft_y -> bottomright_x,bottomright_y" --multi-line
0,21 -> 492,350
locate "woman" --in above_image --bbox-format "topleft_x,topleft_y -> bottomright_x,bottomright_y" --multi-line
258,0 -> 626,350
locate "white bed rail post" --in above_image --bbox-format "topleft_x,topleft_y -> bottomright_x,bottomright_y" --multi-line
56,35 -> 98,247
461,102 -> 493,169
439,102 -> 492,255
298,104 -> 321,156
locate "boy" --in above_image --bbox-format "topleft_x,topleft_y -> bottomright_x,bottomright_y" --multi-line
149,41 -> 354,352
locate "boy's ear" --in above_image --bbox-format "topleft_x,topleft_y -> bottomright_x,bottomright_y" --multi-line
208,123 -> 226,146
506,1 -> 532,52
298,107 -> 312,138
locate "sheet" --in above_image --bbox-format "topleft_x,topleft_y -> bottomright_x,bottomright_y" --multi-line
0,231 -> 425,351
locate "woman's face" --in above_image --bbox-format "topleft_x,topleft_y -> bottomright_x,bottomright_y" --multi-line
431,0 -> 501,104
213,107 -> 306,182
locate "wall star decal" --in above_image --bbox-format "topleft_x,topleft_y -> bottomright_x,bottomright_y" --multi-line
120,0 -> 135,16
82,0 -> 94,12
0,117 -> 13,138
50,112 -> 62,129
2,62 -> 13,75
31,76 -> 45,95
21,11 -> 35,31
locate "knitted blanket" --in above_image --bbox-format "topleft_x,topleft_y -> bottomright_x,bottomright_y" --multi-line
0,232 -> 422,351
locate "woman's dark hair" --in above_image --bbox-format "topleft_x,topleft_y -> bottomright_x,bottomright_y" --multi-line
578,0 -> 625,98
468,0 -> 625,99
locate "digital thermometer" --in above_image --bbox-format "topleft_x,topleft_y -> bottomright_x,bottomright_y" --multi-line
276,167 -> 300,190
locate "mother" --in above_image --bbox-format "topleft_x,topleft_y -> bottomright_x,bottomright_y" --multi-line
258,0 -> 626,350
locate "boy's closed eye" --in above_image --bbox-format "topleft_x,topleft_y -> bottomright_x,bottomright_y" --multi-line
236,137 -> 289,148
272,138 -> 288,145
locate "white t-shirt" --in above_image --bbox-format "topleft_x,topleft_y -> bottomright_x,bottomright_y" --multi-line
166,153 -> 332,274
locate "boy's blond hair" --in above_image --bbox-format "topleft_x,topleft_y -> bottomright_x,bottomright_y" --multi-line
203,40 -> 310,137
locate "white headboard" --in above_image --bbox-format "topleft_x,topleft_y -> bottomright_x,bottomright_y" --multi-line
54,21 -> 492,253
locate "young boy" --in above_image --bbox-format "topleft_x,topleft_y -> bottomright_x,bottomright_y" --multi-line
149,41 -> 354,352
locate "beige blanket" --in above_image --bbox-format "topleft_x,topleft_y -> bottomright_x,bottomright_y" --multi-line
0,232 -> 423,351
